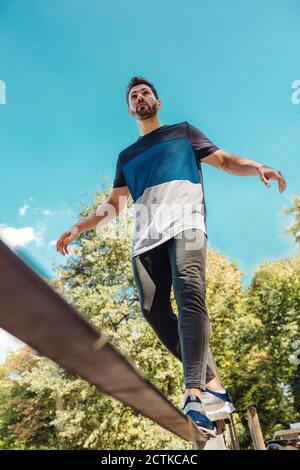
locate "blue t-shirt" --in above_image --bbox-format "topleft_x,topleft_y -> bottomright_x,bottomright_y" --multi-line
113,121 -> 219,257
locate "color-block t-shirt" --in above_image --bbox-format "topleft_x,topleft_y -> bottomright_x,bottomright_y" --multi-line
113,121 -> 219,258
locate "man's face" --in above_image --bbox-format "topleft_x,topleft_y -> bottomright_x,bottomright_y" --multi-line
128,84 -> 162,121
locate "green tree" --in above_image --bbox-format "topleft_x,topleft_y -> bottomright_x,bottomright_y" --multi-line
0,190 -> 247,449
283,197 -> 300,245
227,196 -> 300,447
1,192 -> 299,450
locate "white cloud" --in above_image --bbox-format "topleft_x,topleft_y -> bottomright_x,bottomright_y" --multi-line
49,240 -> 57,246
40,209 -> 53,216
32,206 -> 73,217
19,204 -> 30,217
33,207 -> 54,216
0,329 -> 24,364
0,224 -> 44,249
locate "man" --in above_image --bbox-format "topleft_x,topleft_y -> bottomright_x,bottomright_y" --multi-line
56,77 -> 286,436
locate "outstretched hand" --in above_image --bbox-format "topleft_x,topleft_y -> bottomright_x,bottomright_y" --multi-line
56,226 -> 80,256
257,165 -> 286,193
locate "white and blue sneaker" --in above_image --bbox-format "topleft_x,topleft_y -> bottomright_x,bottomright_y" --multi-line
201,387 -> 236,421
182,395 -> 216,437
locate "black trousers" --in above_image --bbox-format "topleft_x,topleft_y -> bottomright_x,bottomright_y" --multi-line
132,228 -> 216,389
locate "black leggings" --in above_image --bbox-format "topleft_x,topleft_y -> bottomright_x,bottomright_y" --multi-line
132,228 -> 216,389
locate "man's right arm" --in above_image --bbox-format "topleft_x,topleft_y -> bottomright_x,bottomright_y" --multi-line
76,186 -> 130,233
56,186 -> 130,256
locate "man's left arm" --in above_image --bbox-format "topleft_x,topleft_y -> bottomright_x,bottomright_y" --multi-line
202,149 -> 286,193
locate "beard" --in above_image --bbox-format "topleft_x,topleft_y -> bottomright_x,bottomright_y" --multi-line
135,101 -> 158,121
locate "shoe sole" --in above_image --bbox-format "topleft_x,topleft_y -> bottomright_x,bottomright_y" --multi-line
197,425 -> 217,438
205,402 -> 236,421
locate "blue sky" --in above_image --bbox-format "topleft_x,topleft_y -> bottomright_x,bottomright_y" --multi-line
0,0 -> 299,360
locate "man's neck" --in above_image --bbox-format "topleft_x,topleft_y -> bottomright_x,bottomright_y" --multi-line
137,116 -> 163,136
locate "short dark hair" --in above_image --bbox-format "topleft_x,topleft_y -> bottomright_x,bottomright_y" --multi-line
126,76 -> 159,104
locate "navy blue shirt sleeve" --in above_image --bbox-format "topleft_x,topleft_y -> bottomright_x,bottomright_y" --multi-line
112,154 -> 127,188
186,121 -> 219,160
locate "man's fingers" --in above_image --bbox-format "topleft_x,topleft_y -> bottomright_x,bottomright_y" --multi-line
56,237 -> 62,252
62,235 -> 72,256
60,241 -> 65,255
278,178 -> 284,192
56,229 -> 77,256
279,175 -> 286,192
63,238 -> 69,255
259,168 -> 286,193
64,236 -> 72,254
275,171 -> 286,193
56,237 -> 63,252
62,243 -> 67,256
260,174 -> 270,187
56,233 -> 69,255
57,238 -> 66,256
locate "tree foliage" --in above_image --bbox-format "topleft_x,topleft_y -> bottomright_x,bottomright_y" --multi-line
0,192 -> 299,449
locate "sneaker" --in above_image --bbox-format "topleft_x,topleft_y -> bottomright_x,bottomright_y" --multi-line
201,387 -> 236,421
182,395 -> 216,437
